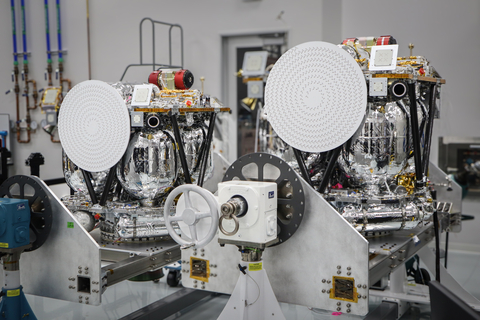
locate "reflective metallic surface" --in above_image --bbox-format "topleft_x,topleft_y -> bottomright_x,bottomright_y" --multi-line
117,129 -> 177,200
339,102 -> 409,188
63,151 -> 112,195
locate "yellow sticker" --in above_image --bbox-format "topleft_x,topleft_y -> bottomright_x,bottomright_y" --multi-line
249,262 -> 262,271
7,289 -> 20,297
0,243 -> 8,248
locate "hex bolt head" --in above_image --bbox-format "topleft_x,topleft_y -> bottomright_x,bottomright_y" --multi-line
201,286 -> 205,289
337,265 -> 341,269
337,302 -> 341,306
336,307 -> 341,311
358,294 -> 361,298
363,285 -> 367,289
322,289 -> 326,293
346,303 -> 351,308
363,295 -> 367,299
322,279 -> 326,283
347,272 -> 351,276
357,284 -> 362,288
347,267 -> 351,270
347,309 -> 351,313
327,290 -> 331,294
337,270 -> 341,274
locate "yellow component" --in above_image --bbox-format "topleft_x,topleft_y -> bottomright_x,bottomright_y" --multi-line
355,58 -> 366,63
241,97 -> 258,111
397,173 -> 416,195
329,276 -> 358,303
242,77 -> 263,83
190,257 -> 210,283
248,262 -> 263,271
147,134 -> 153,140
7,289 -> 20,297
0,243 -> 8,248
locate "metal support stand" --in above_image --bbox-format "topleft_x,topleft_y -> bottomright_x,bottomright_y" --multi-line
407,83 -> 424,188
0,252 -> 37,319
218,260 -> 285,320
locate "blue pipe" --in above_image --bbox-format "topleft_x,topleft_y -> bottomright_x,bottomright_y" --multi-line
45,0 -> 51,63
21,0 -> 28,63
56,0 -> 62,61
10,0 -> 18,65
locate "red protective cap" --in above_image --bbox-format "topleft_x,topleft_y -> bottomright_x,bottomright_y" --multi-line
174,69 -> 194,90
148,71 -> 161,87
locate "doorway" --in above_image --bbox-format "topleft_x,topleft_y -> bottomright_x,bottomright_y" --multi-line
220,32 -> 287,163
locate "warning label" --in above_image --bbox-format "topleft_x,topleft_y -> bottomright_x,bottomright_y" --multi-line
249,262 -> 263,271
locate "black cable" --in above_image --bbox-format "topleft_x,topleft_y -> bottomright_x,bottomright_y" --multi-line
433,211 -> 441,282
445,231 -> 449,269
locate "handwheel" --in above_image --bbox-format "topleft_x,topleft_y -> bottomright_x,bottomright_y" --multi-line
164,184 -> 219,249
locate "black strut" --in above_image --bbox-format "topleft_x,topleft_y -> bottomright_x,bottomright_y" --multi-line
292,147 -> 313,187
318,145 -> 342,194
81,169 -> 98,204
170,112 -> 192,184
198,112 -> 216,187
99,166 -> 116,206
408,82 -> 424,188
422,84 -> 437,177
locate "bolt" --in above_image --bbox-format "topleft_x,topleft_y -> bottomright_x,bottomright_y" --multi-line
363,285 -> 367,289
201,282 -> 205,285
194,285 -> 197,288
322,289 -> 326,293
358,294 -> 361,298
85,271 -> 89,275
357,284 -> 361,288
78,266 -> 82,269
214,265 -> 217,268
322,279 -> 326,283
79,295 -> 83,299
210,264 -> 214,267
347,267 -> 351,270
327,280 -> 331,284
347,272 -> 351,276
337,265 -> 341,269
337,307 -> 341,311
78,271 -> 82,274
201,249 -> 205,252
201,286 -> 205,289
347,309 -> 351,313
86,301 -> 89,305
327,290 -> 331,294
337,302 -> 341,306
85,267 -> 89,271
363,295 -> 367,299
346,303 -> 351,308
337,270 -> 341,274
86,297 -> 89,300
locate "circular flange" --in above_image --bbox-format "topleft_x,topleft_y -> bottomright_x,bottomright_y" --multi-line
222,152 -> 305,246
264,41 -> 367,153
58,80 -> 131,172
0,175 -> 53,251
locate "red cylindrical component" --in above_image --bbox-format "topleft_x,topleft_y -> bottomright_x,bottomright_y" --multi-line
174,69 -> 194,90
376,35 -> 397,46
148,71 -> 161,87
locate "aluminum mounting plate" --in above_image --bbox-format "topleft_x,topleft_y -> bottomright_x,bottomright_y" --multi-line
58,80 -> 130,172
265,41 -> 367,153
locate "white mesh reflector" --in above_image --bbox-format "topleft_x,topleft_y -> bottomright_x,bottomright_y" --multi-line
265,41 -> 367,153
58,80 -> 130,172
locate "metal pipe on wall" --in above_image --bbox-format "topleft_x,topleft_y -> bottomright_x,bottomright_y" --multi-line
10,0 -> 30,143
44,0 -> 53,86
21,0 -> 38,112
56,0 -> 72,96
